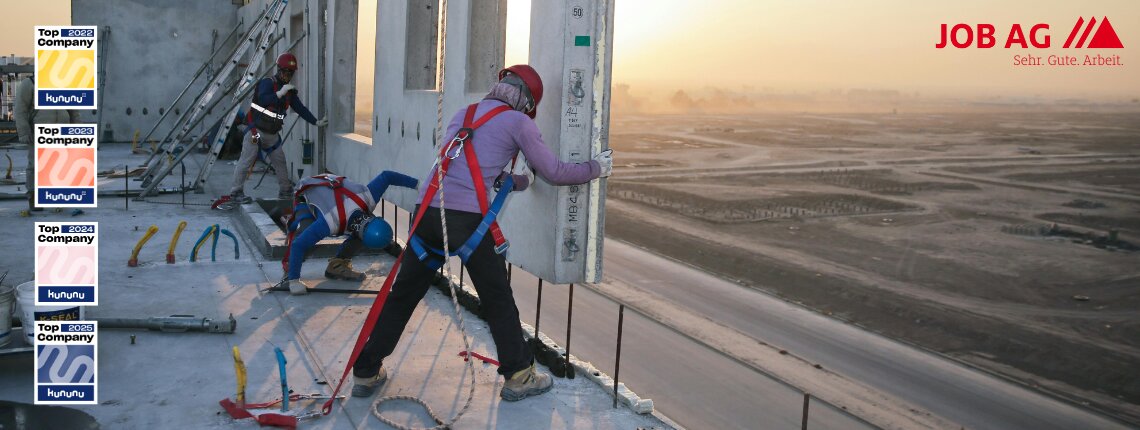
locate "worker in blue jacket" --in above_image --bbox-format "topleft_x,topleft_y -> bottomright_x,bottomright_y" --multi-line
226,52 -> 327,206
283,170 -> 419,295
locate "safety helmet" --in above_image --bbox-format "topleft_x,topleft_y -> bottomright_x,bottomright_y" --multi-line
276,53 -> 298,71
498,65 -> 543,118
357,216 -> 393,249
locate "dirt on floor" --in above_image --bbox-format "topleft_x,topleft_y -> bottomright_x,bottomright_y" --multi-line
604,111 -> 1140,423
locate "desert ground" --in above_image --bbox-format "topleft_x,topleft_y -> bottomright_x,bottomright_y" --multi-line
603,110 -> 1140,421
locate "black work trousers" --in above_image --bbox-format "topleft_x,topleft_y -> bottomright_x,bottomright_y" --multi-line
353,206 -> 532,378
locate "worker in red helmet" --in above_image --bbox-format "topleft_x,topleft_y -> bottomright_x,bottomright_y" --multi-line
222,52 -> 328,209
350,64 -> 614,401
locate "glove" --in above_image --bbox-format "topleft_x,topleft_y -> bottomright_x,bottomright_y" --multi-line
287,279 -> 310,295
275,84 -> 296,99
516,166 -> 535,191
315,117 -> 329,128
593,149 -> 613,178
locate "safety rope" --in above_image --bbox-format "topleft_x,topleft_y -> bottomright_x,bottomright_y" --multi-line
434,0 -> 447,148
369,1 -> 478,428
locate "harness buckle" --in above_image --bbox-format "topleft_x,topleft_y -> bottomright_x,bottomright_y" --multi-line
494,240 -> 510,255
322,175 -> 343,188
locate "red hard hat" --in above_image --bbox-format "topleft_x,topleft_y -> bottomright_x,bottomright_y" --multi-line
277,53 -> 298,71
498,64 -> 543,118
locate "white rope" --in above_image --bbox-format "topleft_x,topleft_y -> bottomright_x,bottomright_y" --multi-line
370,1 -> 478,428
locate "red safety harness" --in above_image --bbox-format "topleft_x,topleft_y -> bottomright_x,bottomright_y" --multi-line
281,174 -> 371,272
321,103 -> 512,415
428,103 -> 514,250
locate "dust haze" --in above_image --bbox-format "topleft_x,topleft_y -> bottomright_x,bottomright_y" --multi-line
603,97 -> 1140,423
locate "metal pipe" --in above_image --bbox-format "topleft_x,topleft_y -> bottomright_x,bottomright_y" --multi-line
534,278 -> 543,338
565,283 -> 575,379
93,314 -> 236,333
802,393 -> 811,430
613,304 -> 624,408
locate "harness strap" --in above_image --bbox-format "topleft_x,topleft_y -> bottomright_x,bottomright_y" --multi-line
292,174 -> 370,236
322,103 -> 512,416
424,104 -> 513,250
412,174 -> 514,267
281,176 -> 370,273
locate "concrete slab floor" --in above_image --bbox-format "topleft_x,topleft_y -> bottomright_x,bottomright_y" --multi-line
0,143 -> 673,429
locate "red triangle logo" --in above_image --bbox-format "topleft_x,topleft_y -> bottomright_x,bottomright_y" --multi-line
1088,17 -> 1124,48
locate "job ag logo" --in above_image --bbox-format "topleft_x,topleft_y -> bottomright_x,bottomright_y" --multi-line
936,17 -> 1124,67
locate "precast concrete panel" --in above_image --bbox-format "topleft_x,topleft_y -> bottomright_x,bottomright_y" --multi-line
500,0 -> 614,283
328,0 -> 613,284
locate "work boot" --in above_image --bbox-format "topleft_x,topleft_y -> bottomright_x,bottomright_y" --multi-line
287,279 -> 310,295
500,364 -> 553,402
27,194 -> 42,212
230,193 -> 253,205
325,258 -> 365,281
351,367 -> 388,398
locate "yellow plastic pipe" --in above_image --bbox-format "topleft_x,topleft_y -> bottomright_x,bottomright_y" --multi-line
166,221 -> 188,264
232,346 -> 247,408
130,130 -> 141,153
128,225 -> 160,267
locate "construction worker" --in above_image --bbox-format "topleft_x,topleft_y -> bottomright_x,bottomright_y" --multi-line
283,170 -> 419,295
14,74 -> 80,213
225,52 -> 327,207
350,65 -> 614,401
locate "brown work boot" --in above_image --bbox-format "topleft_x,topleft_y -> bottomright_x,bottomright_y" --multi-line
351,367 -> 388,398
500,364 -> 553,402
325,257 -> 365,281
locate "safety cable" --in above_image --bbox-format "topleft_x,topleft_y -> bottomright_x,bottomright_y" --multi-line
369,1 -> 478,428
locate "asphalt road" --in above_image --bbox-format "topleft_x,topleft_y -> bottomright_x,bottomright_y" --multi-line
592,239 -> 1132,430
504,263 -> 873,430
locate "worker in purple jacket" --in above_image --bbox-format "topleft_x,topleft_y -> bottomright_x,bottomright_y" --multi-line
350,65 -> 613,401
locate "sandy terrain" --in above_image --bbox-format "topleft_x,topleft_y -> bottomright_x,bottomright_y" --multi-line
604,111 -> 1140,422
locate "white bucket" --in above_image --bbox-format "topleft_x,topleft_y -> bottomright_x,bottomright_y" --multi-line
15,281 -> 84,346
0,283 -> 14,348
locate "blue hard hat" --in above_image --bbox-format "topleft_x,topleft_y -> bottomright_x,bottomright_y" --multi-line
359,217 -> 393,249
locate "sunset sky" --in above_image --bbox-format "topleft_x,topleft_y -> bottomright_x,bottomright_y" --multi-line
4,1 -> 1137,101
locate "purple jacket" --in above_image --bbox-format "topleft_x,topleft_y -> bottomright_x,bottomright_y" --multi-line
420,99 -> 600,214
